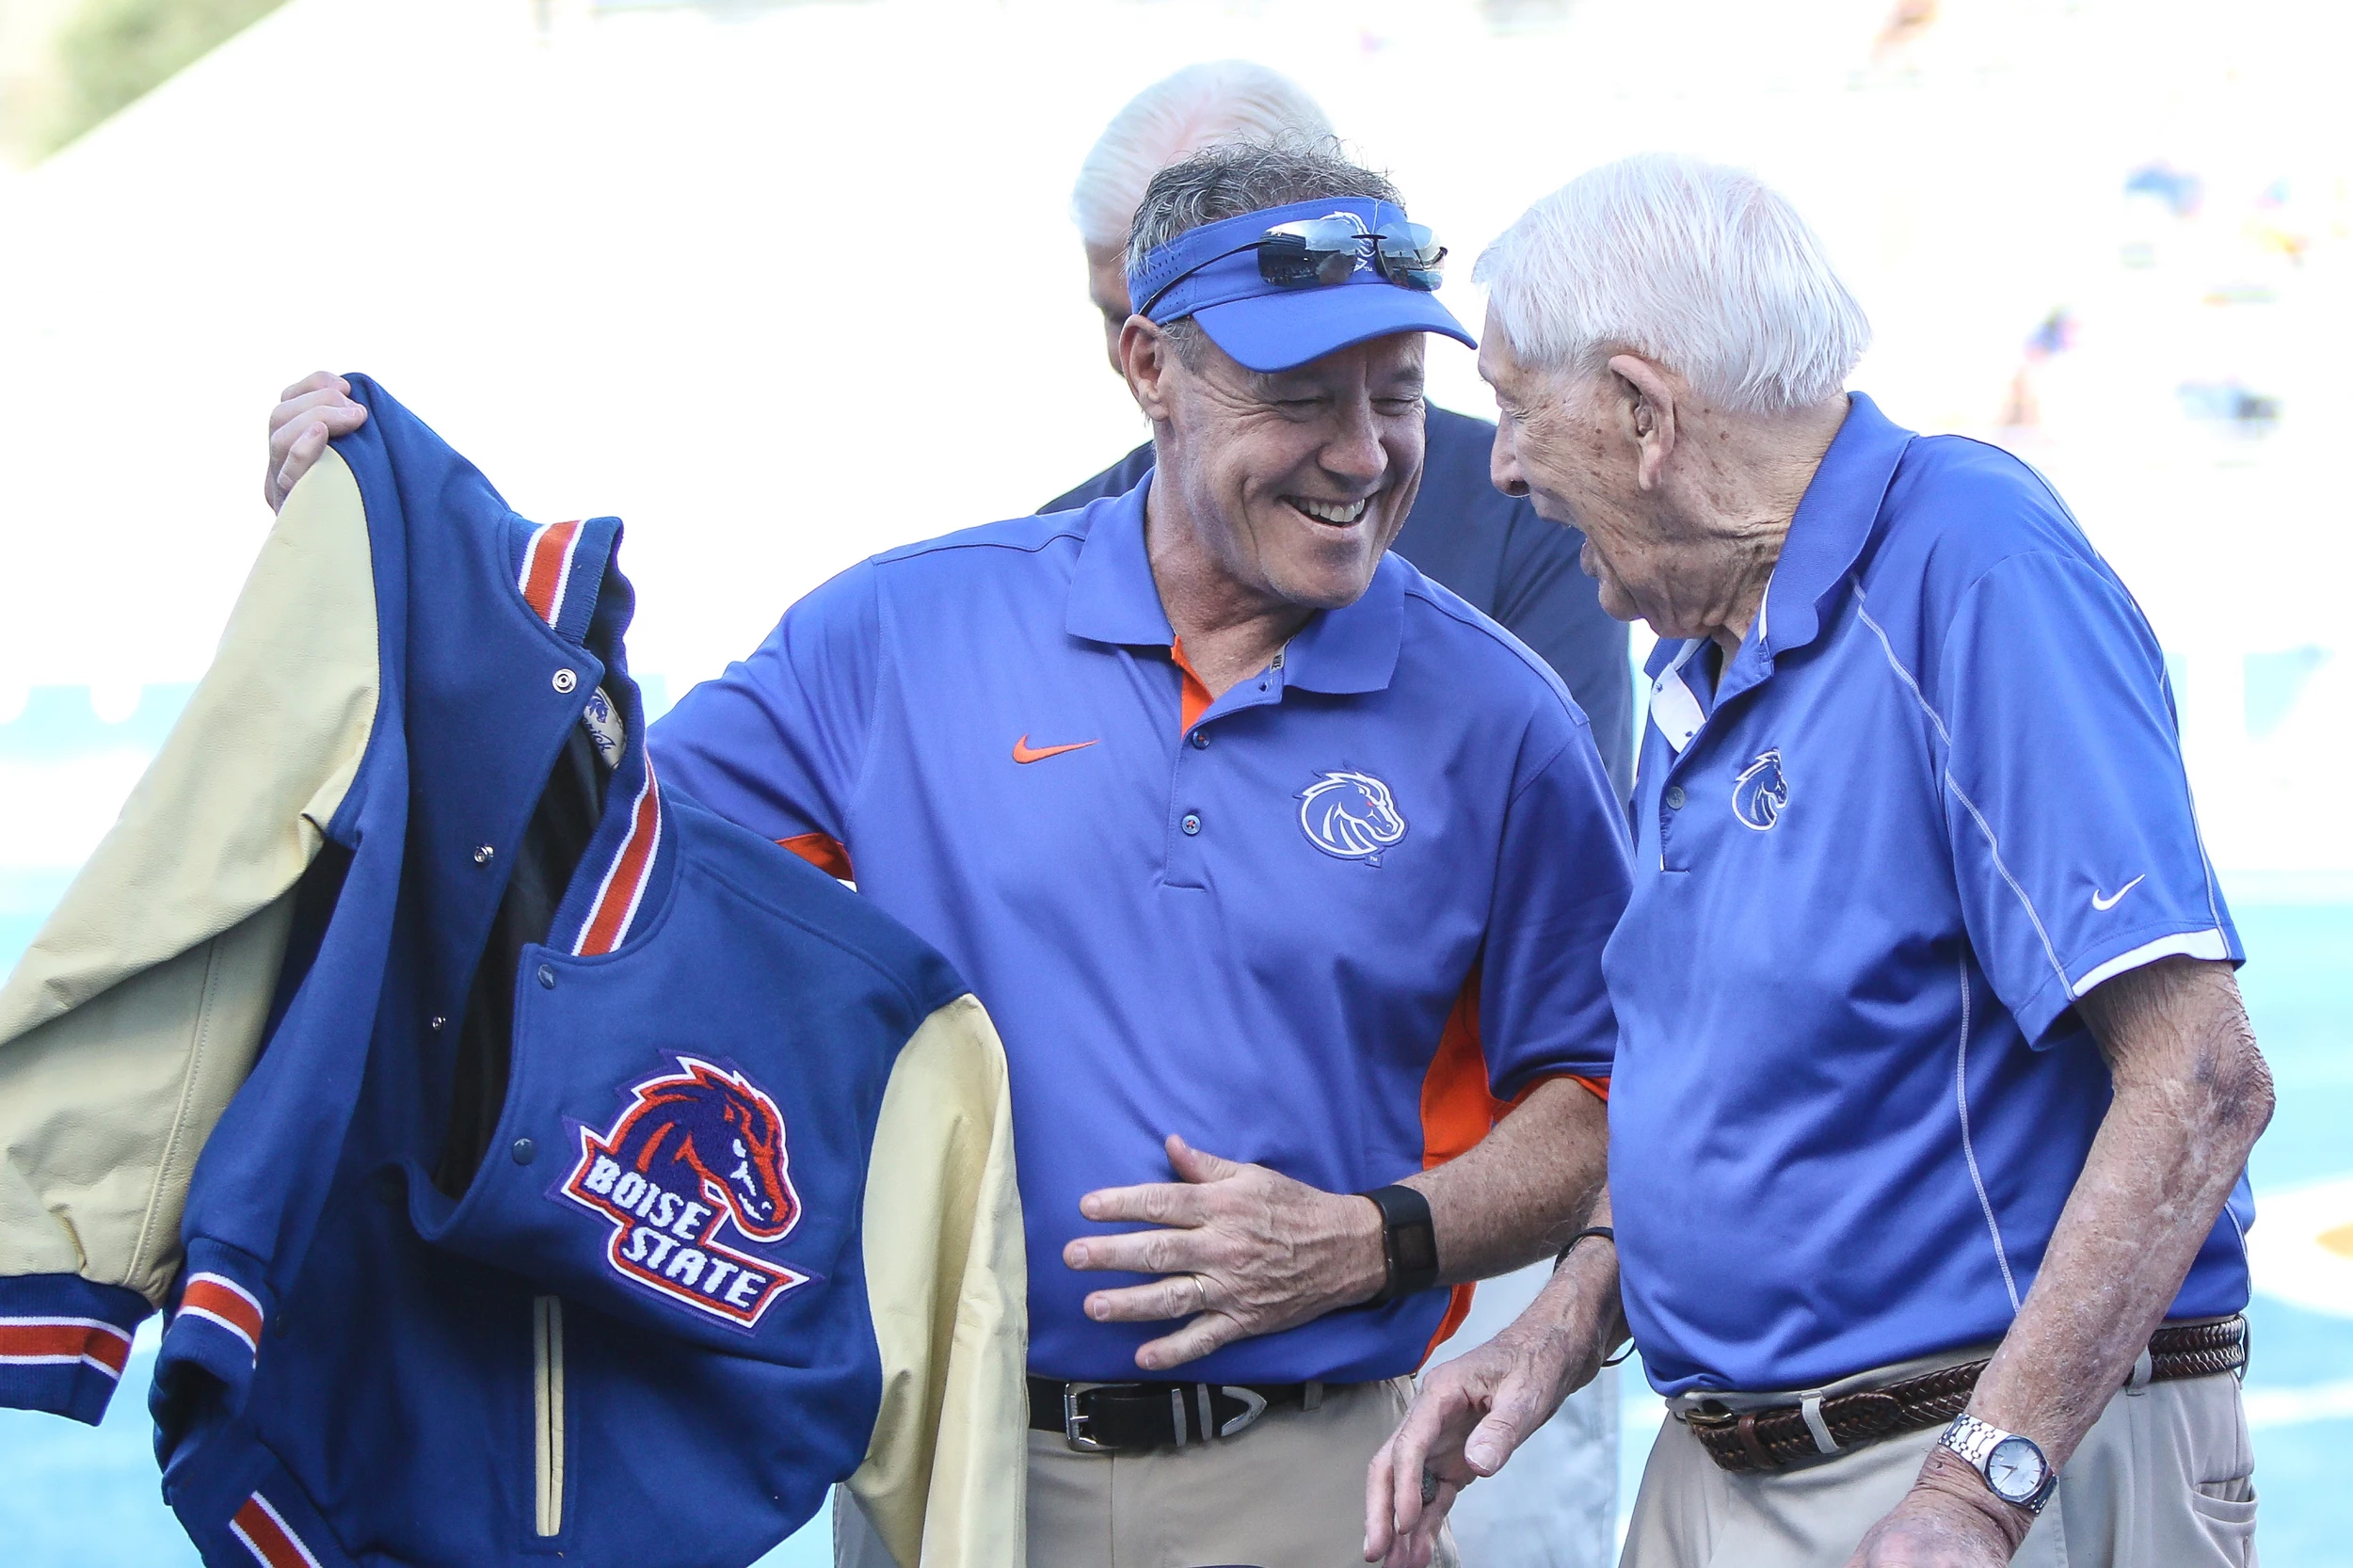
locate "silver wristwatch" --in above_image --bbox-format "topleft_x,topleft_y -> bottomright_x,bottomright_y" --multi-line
1938,1413 -> 2057,1514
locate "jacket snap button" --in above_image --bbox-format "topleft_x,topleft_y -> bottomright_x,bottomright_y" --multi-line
512,1138 -> 536,1165
473,844 -> 495,864
552,668 -> 578,694
1180,812 -> 1202,836
1665,786 -> 1688,810
428,1015 -> 446,1032
1190,728 -> 1210,749
537,964 -> 556,989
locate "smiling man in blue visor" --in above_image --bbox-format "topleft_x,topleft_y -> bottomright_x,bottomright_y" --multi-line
264,141 -> 1633,1568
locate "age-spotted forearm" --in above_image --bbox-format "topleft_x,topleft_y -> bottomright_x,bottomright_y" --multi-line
1904,957 -> 2272,1550
1402,1076 -> 1610,1285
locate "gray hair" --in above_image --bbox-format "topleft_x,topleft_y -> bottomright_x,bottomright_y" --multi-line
1072,61 -> 1334,253
1475,153 -> 1871,413
1128,140 -> 1402,366
1128,137 -> 1401,271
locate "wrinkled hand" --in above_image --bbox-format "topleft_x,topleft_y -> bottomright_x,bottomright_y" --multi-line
1363,1268 -> 1607,1567
265,371 -> 368,511
1064,1134 -> 1385,1372
1842,1450 -> 2032,1568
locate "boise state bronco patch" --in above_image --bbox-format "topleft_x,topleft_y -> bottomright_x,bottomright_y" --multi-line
560,1057 -> 810,1328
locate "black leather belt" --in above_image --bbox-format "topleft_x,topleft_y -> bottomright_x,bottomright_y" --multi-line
1686,1316 -> 2249,1474
1026,1375 -> 1321,1453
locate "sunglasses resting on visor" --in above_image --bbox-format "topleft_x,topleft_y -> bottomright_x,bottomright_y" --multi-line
1136,216 -> 1448,319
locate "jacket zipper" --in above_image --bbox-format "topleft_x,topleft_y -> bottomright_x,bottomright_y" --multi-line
533,1295 -> 565,1536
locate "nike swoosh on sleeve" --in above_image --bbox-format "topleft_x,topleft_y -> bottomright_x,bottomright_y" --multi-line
1011,735 -> 1098,764
2090,873 -> 2147,911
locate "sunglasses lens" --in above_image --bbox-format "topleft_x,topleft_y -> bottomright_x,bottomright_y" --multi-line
1259,219 -> 1370,288
1375,223 -> 1446,290
1257,234 -> 1336,288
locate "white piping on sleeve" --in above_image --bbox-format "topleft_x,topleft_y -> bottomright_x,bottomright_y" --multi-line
1954,955 -> 2023,1313
2071,928 -> 2233,997
1852,583 -> 2073,1000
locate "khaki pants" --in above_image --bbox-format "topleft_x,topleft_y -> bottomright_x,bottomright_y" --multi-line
836,1376 -> 1454,1568
1622,1368 -> 2257,1568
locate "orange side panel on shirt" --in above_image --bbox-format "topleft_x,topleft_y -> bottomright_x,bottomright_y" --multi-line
777,832 -> 854,882
1414,968 -> 1609,1362
1170,636 -> 1215,736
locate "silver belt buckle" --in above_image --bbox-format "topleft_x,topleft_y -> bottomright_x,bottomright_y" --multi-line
1062,1381 -> 1117,1452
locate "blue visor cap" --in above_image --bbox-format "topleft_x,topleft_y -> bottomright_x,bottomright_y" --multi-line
1126,197 -> 1476,374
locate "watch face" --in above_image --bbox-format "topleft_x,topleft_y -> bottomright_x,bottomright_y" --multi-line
1984,1435 -> 2050,1502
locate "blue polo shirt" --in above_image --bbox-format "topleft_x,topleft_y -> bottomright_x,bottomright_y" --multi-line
1608,393 -> 2249,1397
649,480 -> 1631,1384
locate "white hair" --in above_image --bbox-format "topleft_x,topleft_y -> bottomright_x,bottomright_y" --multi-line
1072,61 -> 1334,253
1475,154 -> 1871,413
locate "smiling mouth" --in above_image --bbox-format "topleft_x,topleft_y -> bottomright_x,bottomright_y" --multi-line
1287,495 -> 1373,527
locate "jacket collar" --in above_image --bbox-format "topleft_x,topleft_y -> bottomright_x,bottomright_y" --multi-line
1064,471 -> 1404,696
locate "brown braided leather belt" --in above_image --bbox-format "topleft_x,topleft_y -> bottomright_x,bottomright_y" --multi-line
1686,1316 -> 2247,1474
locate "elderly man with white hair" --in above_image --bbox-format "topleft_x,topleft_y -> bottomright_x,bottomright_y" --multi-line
1366,154 -> 2272,1568
1050,62 -> 1636,801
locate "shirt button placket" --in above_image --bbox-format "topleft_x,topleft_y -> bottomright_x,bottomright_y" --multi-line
1166,721 -> 1211,889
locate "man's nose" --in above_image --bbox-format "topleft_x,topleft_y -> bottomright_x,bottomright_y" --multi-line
1490,421 -> 1530,498
1321,396 -> 1388,487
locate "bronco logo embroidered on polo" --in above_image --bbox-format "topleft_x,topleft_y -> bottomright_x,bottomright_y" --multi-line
1298,769 -> 1409,866
1733,749 -> 1789,831
560,1058 -> 809,1328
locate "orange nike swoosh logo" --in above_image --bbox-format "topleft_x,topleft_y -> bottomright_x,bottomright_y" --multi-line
1012,734 -> 1098,764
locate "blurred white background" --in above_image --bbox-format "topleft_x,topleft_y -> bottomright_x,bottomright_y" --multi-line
2,0 -> 2347,886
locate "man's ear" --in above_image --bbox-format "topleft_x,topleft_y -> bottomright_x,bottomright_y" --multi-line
1121,316 -> 1178,422
1606,353 -> 1678,493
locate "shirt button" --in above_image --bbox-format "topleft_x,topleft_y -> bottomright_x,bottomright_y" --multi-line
511,1137 -> 536,1166
552,668 -> 578,694
473,844 -> 496,864
537,964 -> 556,989
1665,785 -> 1688,810
1180,812 -> 1202,836
1190,728 -> 1210,750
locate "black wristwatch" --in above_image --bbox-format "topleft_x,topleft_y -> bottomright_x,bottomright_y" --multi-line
1359,1184 -> 1440,1306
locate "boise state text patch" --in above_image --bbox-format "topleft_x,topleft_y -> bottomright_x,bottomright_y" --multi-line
560,1057 -> 810,1328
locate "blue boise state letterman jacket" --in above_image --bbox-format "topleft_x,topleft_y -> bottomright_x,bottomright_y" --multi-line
0,378 -> 1025,1568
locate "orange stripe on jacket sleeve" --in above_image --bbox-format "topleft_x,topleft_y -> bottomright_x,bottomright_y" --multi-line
0,1320 -> 132,1374
232,1495 -> 322,1568
778,833 -> 854,881
181,1276 -> 264,1349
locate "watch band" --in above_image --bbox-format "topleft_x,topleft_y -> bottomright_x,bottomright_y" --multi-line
1939,1413 -> 2057,1514
1553,1224 -> 1615,1271
1359,1184 -> 1439,1306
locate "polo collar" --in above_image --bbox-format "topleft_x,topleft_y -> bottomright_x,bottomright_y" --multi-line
1753,391 -> 1914,659
1065,477 -> 1176,647
1064,468 -> 1405,696
1283,552 -> 1405,696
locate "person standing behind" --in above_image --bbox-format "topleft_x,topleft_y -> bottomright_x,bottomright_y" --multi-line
1047,62 -> 1635,798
